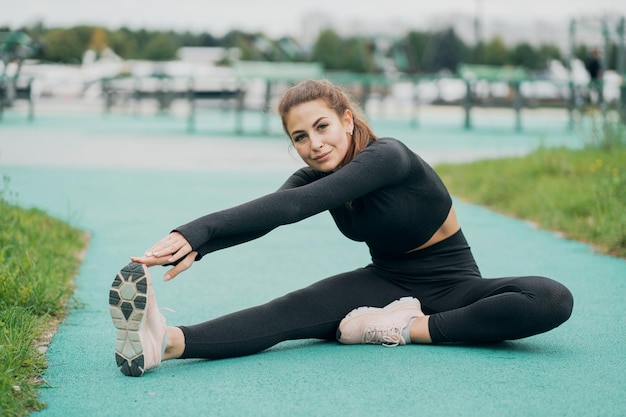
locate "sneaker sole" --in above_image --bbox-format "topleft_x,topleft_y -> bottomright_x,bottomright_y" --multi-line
337,297 -> 423,342
109,262 -> 148,377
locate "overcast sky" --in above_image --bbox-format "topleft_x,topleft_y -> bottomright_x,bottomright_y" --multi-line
2,0 -> 624,39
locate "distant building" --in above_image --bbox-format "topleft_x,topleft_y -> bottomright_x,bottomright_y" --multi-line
177,47 -> 241,66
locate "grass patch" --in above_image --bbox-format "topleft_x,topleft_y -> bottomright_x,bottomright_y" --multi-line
0,178 -> 88,416
435,114 -> 626,258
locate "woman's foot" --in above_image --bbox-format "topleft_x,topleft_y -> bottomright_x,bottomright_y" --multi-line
337,297 -> 424,347
109,262 -> 167,377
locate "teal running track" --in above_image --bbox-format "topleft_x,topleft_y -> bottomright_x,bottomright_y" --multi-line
1,105 -> 624,416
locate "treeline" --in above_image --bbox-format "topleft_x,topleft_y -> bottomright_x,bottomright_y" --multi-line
2,22 -> 615,74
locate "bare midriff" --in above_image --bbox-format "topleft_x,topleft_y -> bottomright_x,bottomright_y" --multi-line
406,205 -> 461,253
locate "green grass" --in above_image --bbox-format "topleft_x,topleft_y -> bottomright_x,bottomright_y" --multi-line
0,179 -> 87,417
435,116 -> 626,258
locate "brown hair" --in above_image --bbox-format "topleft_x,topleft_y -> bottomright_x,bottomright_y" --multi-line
277,79 -> 378,168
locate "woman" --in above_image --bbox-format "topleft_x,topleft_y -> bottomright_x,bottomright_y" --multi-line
109,79 -> 573,377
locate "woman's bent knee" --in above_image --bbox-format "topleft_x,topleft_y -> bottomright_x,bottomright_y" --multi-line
537,276 -> 574,328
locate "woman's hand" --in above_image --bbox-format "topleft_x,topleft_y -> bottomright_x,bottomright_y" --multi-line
131,231 -> 196,281
136,231 -> 192,263
161,250 -> 197,281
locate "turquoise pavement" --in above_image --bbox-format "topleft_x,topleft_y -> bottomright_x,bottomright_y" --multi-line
1,105 -> 624,416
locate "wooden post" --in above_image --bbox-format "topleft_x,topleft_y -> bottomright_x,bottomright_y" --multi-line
567,19 -> 576,131
187,77 -> 195,134
26,78 -> 34,122
262,80 -> 272,134
463,80 -> 472,130
410,77 -> 419,128
513,82 -> 523,132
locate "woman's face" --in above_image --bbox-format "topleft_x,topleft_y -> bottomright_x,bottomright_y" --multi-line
285,99 -> 354,172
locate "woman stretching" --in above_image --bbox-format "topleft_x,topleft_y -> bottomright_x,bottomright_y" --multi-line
109,79 -> 573,377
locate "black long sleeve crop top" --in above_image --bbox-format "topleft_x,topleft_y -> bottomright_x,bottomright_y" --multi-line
174,137 -> 452,260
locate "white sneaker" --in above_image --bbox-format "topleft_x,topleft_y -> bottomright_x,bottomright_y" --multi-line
109,262 -> 167,377
337,297 -> 424,347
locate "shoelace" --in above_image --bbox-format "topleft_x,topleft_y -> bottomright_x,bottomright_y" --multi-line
362,324 -> 404,347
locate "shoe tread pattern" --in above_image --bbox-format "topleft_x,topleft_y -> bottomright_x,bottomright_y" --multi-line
109,262 -> 148,377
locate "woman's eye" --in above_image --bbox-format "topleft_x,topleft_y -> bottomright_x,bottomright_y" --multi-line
317,124 -> 328,131
293,134 -> 307,143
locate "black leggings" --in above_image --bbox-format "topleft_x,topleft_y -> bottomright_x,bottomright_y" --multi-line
179,230 -> 573,359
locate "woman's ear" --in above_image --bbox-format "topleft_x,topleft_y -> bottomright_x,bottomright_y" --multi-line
343,109 -> 354,134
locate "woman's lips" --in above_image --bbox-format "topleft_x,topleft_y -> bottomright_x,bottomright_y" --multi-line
314,151 -> 331,161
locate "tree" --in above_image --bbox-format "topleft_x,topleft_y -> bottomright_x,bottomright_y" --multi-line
198,32 -> 218,47
483,36 -> 509,66
574,44 -> 589,63
433,28 -> 469,72
72,25 -> 98,51
311,29 -> 344,71
402,30 -> 431,73
88,27 -> 109,57
141,32 -> 179,61
221,30 -> 259,60
344,38 -> 374,73
39,28 -> 85,63
509,42 -> 540,69
421,28 -> 469,72
537,43 -> 563,67
15,22 -> 581,73
470,41 -> 486,64
109,28 -> 138,59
